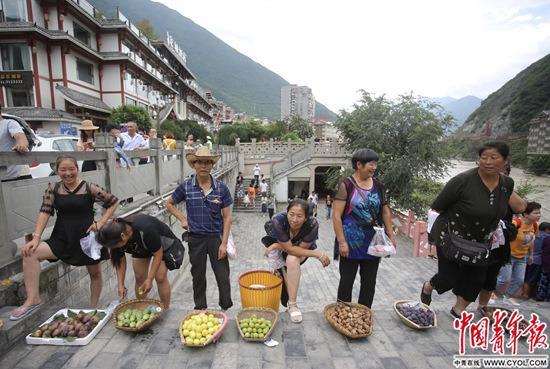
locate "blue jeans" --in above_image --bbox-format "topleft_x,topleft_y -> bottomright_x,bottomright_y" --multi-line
496,256 -> 527,296
326,207 -> 332,220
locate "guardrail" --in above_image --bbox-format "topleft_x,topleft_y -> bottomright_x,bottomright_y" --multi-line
0,135 -> 238,266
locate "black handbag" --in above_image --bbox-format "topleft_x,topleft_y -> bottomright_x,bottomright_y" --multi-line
440,223 -> 493,267
440,176 -> 505,267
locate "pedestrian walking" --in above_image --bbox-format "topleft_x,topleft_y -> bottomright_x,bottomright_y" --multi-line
420,142 -> 526,317
248,183 -> 256,207
260,179 -> 268,198
534,222 -> 550,301
253,163 -> 261,181
166,146 -> 234,310
267,197 -> 275,219
162,131 -> 177,150
262,199 -> 330,323
332,149 -> 396,308
97,214 -> 185,308
326,195 -> 333,220
10,155 -> 118,320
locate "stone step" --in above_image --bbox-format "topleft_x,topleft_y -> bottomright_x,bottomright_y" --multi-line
0,304 -> 53,357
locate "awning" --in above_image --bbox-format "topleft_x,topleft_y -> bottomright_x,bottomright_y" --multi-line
56,85 -> 111,114
2,107 -> 81,123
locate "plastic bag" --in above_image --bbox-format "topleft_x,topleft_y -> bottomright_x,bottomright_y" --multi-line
80,231 -> 102,260
367,227 -> 396,257
227,232 -> 237,259
267,250 -> 285,270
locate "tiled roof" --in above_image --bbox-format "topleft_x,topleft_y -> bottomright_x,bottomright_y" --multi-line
56,85 -> 111,113
2,107 -> 81,123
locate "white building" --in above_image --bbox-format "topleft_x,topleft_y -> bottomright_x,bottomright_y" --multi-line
281,84 -> 315,122
0,0 -> 213,132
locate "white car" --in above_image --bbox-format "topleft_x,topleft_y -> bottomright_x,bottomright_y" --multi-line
30,134 -> 79,178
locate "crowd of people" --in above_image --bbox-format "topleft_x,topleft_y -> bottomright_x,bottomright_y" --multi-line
2,114 -> 548,326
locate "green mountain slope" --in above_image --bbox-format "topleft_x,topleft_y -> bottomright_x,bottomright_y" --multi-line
459,53 -> 550,136
89,0 -> 337,121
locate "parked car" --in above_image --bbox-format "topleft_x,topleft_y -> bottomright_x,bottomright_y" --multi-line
30,134 -> 79,178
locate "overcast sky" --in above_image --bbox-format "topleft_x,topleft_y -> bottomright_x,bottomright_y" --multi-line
158,0 -> 550,112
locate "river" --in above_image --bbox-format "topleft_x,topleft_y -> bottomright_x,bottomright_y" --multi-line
440,161 -> 550,222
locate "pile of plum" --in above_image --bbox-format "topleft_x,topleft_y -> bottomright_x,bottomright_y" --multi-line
397,304 -> 434,327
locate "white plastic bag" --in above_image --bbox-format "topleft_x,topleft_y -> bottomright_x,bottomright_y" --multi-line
367,227 -> 396,257
227,232 -> 237,259
80,231 -> 102,260
267,250 -> 285,270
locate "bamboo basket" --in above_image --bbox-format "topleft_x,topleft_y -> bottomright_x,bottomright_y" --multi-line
236,308 -> 278,342
393,300 -> 437,330
323,302 -> 373,338
112,299 -> 164,332
179,310 -> 228,347
239,270 -> 283,312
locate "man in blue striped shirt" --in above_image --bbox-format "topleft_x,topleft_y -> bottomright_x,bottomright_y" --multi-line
166,146 -> 234,310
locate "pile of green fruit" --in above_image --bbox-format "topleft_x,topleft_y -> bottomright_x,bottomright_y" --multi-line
181,312 -> 222,346
239,315 -> 272,339
116,307 -> 158,329
31,310 -> 106,339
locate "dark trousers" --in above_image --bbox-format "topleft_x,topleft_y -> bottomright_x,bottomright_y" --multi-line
337,257 -> 380,308
430,245 -> 491,302
268,208 -> 274,219
188,234 -> 232,310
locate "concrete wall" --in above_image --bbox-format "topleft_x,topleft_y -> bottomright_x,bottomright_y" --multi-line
100,33 -> 118,52
66,52 -> 101,96
273,176 -> 288,202
47,6 -> 59,31
31,0 -> 44,28
63,15 -> 98,52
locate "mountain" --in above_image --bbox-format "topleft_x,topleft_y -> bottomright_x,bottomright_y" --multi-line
459,53 -> 550,136
88,0 -> 337,121
432,96 -> 482,127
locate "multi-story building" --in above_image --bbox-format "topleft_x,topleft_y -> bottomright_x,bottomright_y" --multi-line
281,84 -> 315,123
0,0 -> 212,132
206,91 -> 235,127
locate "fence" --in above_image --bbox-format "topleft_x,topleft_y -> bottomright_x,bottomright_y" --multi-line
0,134 -> 238,266
393,210 -> 434,258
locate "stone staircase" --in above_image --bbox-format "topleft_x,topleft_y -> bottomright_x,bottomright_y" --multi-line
233,178 -> 272,213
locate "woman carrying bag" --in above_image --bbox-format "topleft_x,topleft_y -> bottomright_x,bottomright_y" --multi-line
332,149 -> 396,309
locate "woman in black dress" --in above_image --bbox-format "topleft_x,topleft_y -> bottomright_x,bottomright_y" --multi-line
419,142 -> 525,317
97,214 -> 185,308
10,155 -> 118,320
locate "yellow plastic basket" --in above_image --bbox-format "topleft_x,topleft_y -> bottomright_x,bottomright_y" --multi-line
239,270 -> 283,312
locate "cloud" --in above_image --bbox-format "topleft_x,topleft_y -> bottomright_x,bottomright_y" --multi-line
158,0 -> 550,112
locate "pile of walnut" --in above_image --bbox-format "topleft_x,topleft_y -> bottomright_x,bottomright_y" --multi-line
327,303 -> 371,336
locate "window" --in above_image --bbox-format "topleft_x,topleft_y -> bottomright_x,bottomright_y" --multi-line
6,87 -> 33,106
76,58 -> 94,84
0,0 -> 26,22
53,139 -> 77,151
0,43 -> 30,70
73,22 -> 91,47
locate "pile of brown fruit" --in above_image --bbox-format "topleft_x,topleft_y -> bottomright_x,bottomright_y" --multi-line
31,310 -> 106,339
327,303 -> 371,336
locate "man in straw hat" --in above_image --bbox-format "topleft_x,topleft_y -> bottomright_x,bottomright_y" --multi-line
166,146 -> 234,310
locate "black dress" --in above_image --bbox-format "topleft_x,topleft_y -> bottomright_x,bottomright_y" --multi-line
40,181 -> 118,266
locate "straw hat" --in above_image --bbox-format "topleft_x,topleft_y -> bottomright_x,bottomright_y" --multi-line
185,146 -> 220,166
77,120 -> 100,131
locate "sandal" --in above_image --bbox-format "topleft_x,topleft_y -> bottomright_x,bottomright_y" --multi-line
450,307 -> 461,319
477,306 -> 492,320
287,303 -> 302,323
9,303 -> 42,321
420,281 -> 432,306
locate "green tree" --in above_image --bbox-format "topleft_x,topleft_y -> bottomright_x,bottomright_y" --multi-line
281,132 -> 301,142
180,119 -> 209,143
334,91 -> 453,215
265,120 -> 288,140
135,19 -> 159,41
159,120 -> 184,140
110,105 -> 152,132
287,116 -> 313,140
527,154 -> 550,175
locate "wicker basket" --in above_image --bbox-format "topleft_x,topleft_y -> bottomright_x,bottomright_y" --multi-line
479,305 -> 528,333
179,310 -> 228,347
393,300 -> 437,330
239,270 -> 283,312
112,299 -> 164,332
236,308 -> 278,342
324,302 -> 373,338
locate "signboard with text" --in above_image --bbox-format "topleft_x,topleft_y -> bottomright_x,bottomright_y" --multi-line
0,71 -> 34,88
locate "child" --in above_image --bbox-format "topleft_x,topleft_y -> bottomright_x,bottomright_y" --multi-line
243,193 -> 250,208
261,197 -> 268,216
